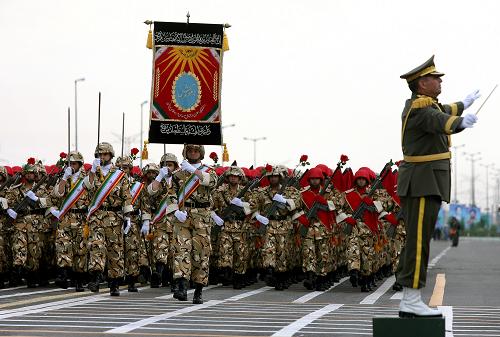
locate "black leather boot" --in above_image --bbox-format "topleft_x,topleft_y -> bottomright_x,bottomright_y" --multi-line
265,267 -> 275,287
26,271 -> 37,288
221,267 -> 232,286
173,278 -> 188,301
303,271 -> 315,290
127,275 -> 138,292
161,268 -> 171,287
55,267 -> 69,289
75,272 -> 85,292
88,272 -> 101,293
360,276 -> 370,292
274,272 -> 284,291
192,283 -> 203,304
9,266 -> 23,287
349,269 -> 359,288
138,266 -> 151,285
110,278 -> 120,296
0,273 -> 5,289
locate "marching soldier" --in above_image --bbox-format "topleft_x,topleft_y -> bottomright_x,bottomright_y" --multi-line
52,151 -> 88,291
168,144 -> 217,304
147,153 -> 180,289
250,166 -> 300,291
5,159 -> 51,287
84,142 -> 133,296
211,165 -> 252,289
0,167 -> 11,288
397,56 -> 480,317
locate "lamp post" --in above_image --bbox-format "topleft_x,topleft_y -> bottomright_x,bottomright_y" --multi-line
243,136 -> 266,167
74,77 -> 85,151
464,151 -> 481,207
140,100 -> 148,168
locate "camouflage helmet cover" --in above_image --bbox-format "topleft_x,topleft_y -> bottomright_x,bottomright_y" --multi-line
142,163 -> 160,174
115,156 -> 133,168
160,153 -> 179,168
68,151 -> 84,164
182,144 -> 205,160
95,142 -> 115,157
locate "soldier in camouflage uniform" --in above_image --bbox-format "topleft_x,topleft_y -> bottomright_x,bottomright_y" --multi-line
52,151 -> 88,291
167,145 -> 217,304
84,142 -> 133,296
250,166 -> 301,290
115,155 -> 145,293
0,167 -> 11,288
212,166 -> 252,289
5,159 -> 52,287
147,154 -> 179,289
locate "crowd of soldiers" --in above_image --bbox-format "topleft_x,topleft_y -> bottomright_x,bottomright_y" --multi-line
0,143 -> 407,304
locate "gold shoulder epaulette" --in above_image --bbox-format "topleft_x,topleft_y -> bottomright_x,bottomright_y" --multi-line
410,96 -> 434,109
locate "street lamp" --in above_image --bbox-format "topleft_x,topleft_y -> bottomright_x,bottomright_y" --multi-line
463,151 -> 481,207
140,100 -> 148,168
74,77 -> 85,151
243,136 -> 266,167
481,163 -> 495,225
452,144 -> 465,203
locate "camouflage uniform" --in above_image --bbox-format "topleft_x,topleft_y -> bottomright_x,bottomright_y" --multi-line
0,168 -> 11,286
84,162 -> 133,291
52,166 -> 89,289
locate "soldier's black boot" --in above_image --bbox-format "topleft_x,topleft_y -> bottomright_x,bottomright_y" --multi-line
265,267 -> 275,287
161,268 -> 171,287
303,271 -> 315,290
138,266 -> 150,285
173,278 -> 188,301
370,274 -> 377,288
360,276 -> 370,292
110,278 -> 120,296
274,272 -> 284,291
55,267 -> 69,289
9,266 -> 23,287
75,273 -> 85,292
127,275 -> 138,292
333,270 -> 341,283
150,262 -> 164,288
171,278 -> 178,293
221,267 -> 232,286
0,273 -> 5,289
88,272 -> 101,293
192,283 -> 204,304
208,267 -> 219,285
392,281 -> 403,291
233,273 -> 243,290
349,269 -> 359,287
26,271 -> 37,288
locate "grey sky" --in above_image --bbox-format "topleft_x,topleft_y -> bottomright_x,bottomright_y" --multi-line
1,0 -> 499,208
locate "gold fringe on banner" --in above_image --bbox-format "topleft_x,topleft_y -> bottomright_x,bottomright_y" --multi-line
146,26 -> 153,49
222,143 -> 229,162
142,140 -> 149,160
223,32 -> 229,51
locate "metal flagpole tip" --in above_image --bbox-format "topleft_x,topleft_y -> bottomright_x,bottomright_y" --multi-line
144,20 -> 153,25
224,23 -> 232,28
186,12 -> 190,24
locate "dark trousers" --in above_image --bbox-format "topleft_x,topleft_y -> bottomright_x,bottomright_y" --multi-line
396,196 -> 441,289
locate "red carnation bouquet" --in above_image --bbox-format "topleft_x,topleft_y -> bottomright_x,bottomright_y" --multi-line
209,151 -> 218,164
129,148 -> 140,161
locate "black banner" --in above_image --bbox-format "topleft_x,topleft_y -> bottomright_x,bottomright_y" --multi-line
153,22 -> 224,49
148,120 -> 222,145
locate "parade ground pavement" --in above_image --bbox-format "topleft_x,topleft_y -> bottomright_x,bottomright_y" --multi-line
0,237 -> 498,337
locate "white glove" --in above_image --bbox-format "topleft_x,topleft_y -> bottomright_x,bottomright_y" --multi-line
210,211 -> 224,227
91,158 -> 100,173
62,167 -> 73,180
141,220 -> 150,235
181,160 -> 196,174
174,210 -> 188,222
123,217 -> 131,235
255,214 -> 269,225
460,114 -> 478,129
50,209 -> 61,219
272,193 -> 287,204
26,190 -> 39,202
7,208 -> 17,219
230,197 -> 244,207
462,89 -> 481,109
155,167 -> 170,182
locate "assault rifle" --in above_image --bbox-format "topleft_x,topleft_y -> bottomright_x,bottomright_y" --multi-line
0,172 -> 21,191
220,177 -> 262,221
343,160 -> 394,236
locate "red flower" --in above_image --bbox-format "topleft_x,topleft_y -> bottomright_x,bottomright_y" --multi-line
395,160 -> 402,167
59,152 -> 67,159
209,152 -> 218,160
131,148 -> 140,156
265,164 -> 273,172
300,154 -> 308,162
340,154 -> 349,163
27,157 -> 36,165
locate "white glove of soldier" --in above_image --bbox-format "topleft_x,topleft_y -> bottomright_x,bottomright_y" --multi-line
141,219 -> 150,235
62,167 -> 73,180
272,193 -> 287,204
462,89 -> 481,109
50,208 -> 61,219
174,210 -> 188,223
91,158 -> 100,173
460,114 -> 478,129
26,190 -> 39,202
210,211 -> 224,227
7,208 -> 17,219
155,167 -> 170,182
255,214 -> 269,225
123,217 -> 131,235
180,160 -> 196,174
230,197 -> 244,207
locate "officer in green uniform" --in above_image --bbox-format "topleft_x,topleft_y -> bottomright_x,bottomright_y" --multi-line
396,55 -> 480,317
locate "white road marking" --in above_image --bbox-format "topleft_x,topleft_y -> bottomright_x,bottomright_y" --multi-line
429,246 -> 451,268
0,288 -> 71,299
359,276 -> 395,304
271,304 -> 343,337
439,305 -> 454,337
293,277 -> 349,304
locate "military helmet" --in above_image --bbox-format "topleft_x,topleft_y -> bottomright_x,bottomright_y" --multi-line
115,156 -> 133,168
68,151 -> 84,164
95,142 -> 115,157
160,153 -> 179,168
226,166 -> 244,177
182,144 -> 205,160
142,163 -> 160,175
266,165 -> 285,178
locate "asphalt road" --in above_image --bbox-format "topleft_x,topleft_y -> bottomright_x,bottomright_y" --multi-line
0,236 -> 498,337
